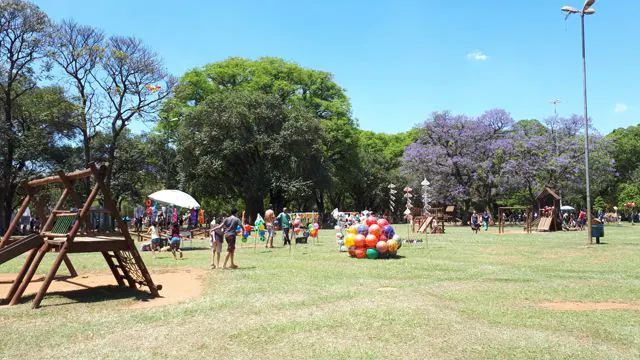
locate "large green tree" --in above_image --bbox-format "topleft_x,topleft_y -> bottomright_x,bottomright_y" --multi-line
176,90 -> 323,220
163,57 -> 358,215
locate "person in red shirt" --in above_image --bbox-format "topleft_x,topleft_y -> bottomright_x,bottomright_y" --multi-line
578,210 -> 586,230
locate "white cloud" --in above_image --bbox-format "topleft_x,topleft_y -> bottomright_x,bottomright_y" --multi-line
614,103 -> 628,113
467,50 -> 488,61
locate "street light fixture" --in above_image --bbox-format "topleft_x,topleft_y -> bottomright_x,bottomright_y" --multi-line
562,0 -> 596,245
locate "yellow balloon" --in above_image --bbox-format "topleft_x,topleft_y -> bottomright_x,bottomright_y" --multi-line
344,234 -> 356,248
347,226 -> 357,235
387,239 -> 399,252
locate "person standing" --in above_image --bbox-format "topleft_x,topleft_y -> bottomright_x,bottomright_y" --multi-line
578,209 -> 586,230
470,211 -> 480,233
264,206 -> 276,249
482,211 -> 490,231
210,217 -> 224,269
222,208 -> 242,269
276,207 -> 292,247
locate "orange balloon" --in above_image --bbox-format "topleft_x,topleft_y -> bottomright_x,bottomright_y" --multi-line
368,224 -> 382,237
365,234 -> 378,248
355,248 -> 367,259
354,234 -> 366,249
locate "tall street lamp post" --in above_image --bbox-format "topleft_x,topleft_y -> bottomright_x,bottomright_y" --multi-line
562,0 -> 596,244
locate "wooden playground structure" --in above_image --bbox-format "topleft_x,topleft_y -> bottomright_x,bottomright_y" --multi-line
0,163 -> 160,308
536,188 -> 562,232
415,207 -> 452,234
498,206 -> 533,234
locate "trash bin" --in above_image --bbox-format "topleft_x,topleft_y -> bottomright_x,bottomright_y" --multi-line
591,224 -> 604,244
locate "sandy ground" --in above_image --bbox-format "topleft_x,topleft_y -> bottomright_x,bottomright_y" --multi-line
0,267 -> 207,309
539,302 -> 640,311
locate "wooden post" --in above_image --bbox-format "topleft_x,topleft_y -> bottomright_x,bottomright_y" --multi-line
31,243 -> 69,308
4,247 -> 38,303
10,243 -> 50,305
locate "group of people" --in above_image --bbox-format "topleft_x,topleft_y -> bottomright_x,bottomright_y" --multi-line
562,209 -> 588,231
207,206 -> 312,269
470,211 -> 491,233
146,221 -> 184,260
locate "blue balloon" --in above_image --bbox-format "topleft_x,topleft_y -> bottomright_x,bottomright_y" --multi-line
357,224 -> 369,235
236,225 -> 242,232
382,225 -> 395,238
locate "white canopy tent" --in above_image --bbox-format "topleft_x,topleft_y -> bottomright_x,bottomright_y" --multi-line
148,190 -> 200,209
560,205 -> 575,211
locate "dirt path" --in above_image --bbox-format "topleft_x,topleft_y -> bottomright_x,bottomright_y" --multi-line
539,302 -> 640,311
0,267 -> 207,309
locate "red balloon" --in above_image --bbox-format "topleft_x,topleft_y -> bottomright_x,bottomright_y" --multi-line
377,218 -> 389,227
365,216 -> 378,227
348,246 -> 357,257
355,248 -> 367,259
365,234 -> 378,248
376,240 -> 388,253
354,234 -> 366,249
368,224 -> 382,237
379,234 -> 388,242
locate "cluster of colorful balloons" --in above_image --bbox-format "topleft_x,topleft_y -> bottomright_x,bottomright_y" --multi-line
308,223 -> 319,238
344,217 -> 401,259
241,224 -> 252,242
254,216 -> 267,241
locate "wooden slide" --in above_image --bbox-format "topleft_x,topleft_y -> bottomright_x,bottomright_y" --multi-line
537,217 -> 552,232
0,234 -> 44,265
417,216 -> 434,233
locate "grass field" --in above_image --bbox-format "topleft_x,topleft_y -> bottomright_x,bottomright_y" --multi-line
1,224 -> 639,359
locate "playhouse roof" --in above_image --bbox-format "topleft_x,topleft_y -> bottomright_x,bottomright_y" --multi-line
537,187 -> 560,200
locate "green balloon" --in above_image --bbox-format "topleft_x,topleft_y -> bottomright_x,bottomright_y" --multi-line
366,248 -> 379,259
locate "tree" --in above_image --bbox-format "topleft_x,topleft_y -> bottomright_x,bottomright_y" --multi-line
608,125 -> 640,182
176,90 -> 323,220
0,0 -> 50,229
403,110 -> 514,222
49,19 -> 105,174
164,57 -> 357,214
93,36 -> 175,187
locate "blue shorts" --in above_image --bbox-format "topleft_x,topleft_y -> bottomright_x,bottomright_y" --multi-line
170,236 -> 181,246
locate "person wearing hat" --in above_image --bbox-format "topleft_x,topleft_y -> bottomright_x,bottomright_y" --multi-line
276,207 -> 292,246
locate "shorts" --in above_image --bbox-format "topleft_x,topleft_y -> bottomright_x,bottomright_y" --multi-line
224,233 -> 237,253
266,225 -> 275,237
151,237 -> 162,245
170,236 -> 181,248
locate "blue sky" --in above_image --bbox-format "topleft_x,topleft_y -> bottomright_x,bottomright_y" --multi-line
35,0 -> 639,135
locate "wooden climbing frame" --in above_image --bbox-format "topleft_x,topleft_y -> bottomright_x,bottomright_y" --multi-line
2,163 -> 161,308
498,206 -> 533,234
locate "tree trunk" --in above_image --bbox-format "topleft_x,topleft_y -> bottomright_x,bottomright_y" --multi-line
244,195 -> 264,224
1,101 -> 14,232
